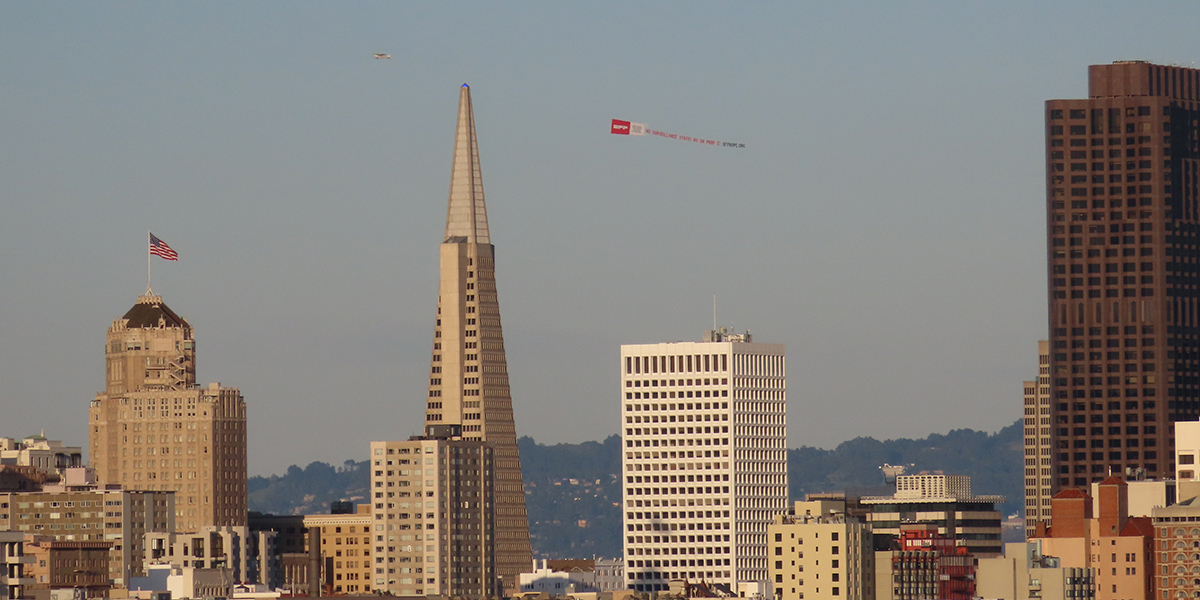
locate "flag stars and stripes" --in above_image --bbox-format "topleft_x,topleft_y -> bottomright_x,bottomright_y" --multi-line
149,233 -> 178,261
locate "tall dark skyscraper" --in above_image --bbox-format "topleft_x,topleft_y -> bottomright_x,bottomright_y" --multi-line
1042,62 -> 1200,504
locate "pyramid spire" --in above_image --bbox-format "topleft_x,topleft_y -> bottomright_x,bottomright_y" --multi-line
444,84 -> 490,244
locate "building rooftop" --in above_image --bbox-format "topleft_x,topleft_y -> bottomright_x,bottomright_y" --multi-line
121,294 -> 189,329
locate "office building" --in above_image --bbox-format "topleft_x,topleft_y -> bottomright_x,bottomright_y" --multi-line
1028,478 -> 1153,600
879,525 -> 976,600
421,84 -> 531,590
0,488 -> 174,587
1045,61 -> 1200,490
768,498 -> 874,600
88,293 -> 246,533
369,433 -> 496,598
620,330 -> 786,595
862,473 -> 1004,556
1025,341 -> 1054,527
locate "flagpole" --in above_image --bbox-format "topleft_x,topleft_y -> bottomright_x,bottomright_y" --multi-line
147,230 -> 152,295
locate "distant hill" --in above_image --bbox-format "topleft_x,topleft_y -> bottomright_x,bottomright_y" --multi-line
248,420 -> 1022,558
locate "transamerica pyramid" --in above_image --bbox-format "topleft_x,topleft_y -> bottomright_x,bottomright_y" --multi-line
425,84 -> 533,591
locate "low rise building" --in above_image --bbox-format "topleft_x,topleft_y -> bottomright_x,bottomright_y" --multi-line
767,498 -> 874,600
23,537 -> 112,599
127,563 -> 231,599
519,559 -> 601,594
0,488 -> 174,586
0,436 -> 82,481
144,525 -> 275,587
1028,478 -> 1153,600
975,541 -> 1096,600
1,531 -> 35,600
861,473 -> 1004,556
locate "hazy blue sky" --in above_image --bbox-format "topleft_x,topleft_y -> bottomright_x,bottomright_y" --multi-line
2,3 -> 1198,476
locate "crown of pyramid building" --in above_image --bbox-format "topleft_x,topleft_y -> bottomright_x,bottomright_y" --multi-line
444,84 -> 490,245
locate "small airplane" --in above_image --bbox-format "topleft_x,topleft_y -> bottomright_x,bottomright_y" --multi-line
373,53 -> 391,59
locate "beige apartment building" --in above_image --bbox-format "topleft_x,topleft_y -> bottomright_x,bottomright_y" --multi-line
768,498 -> 874,600
0,488 -> 174,587
370,434 -> 496,598
303,505 -> 373,595
88,293 -> 247,532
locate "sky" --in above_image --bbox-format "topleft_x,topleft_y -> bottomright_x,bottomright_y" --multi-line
2,3 -> 1199,477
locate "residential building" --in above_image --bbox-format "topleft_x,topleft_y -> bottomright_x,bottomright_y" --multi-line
369,432 -> 496,598
1025,340 -> 1054,528
420,83 -> 531,591
0,488 -> 174,587
1151,495 -> 1200,600
144,525 -> 275,587
23,537 -> 112,599
1,531 -> 34,600
1045,61 -> 1200,492
128,563 -> 231,600
975,541 -> 1097,600
0,435 -> 82,480
862,473 -> 1004,555
302,505 -> 372,595
1028,478 -> 1153,600
768,498 -> 874,600
621,330 -> 787,595
519,559 -> 601,595
88,293 -> 247,532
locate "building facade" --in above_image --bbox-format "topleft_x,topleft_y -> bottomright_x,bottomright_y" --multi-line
1150,495 -> 1200,600
862,474 -> 1004,556
621,330 -> 786,595
1029,478 -> 1153,600
88,293 -> 247,532
1,532 -> 33,600
1045,61 -> 1200,491
0,488 -> 174,587
976,541 -> 1097,600
303,506 -> 373,595
369,435 -> 496,598
768,499 -> 874,600
1025,340 -> 1055,527
23,537 -> 112,599
144,525 -> 275,587
421,83 -> 531,591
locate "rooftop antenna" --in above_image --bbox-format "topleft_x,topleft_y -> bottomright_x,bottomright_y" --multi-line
712,295 -> 717,330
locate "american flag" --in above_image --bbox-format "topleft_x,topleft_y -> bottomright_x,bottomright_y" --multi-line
149,233 -> 178,261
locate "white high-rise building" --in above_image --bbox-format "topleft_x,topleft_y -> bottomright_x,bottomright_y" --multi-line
620,330 -> 786,597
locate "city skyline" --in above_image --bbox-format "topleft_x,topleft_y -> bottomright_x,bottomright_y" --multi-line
3,3 -> 1200,476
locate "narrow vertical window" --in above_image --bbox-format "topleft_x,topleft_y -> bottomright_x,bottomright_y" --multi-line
1113,302 -> 1120,323
626,357 -> 632,375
